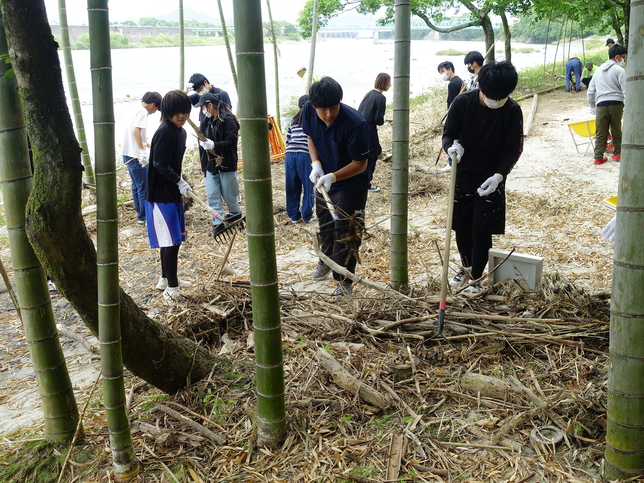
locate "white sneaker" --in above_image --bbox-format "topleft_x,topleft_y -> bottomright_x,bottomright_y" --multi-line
449,267 -> 471,287
156,277 -> 192,291
163,286 -> 181,300
441,165 -> 453,173
463,282 -> 484,296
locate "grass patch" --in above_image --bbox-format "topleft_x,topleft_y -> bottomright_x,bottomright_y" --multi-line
435,49 -> 468,56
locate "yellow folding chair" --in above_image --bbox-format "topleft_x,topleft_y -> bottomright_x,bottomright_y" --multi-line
567,118 -> 596,156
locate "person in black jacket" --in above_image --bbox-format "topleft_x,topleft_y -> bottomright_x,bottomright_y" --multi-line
187,73 -> 233,121
358,72 -> 391,193
195,93 -> 242,237
145,90 -> 194,299
442,61 -> 524,295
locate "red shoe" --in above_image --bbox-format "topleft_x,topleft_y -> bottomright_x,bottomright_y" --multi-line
611,154 -> 621,161
594,157 -> 608,165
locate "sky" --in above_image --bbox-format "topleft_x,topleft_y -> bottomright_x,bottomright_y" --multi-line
44,0 -> 304,25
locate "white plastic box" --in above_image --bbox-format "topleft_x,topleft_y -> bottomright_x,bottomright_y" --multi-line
488,249 -> 543,290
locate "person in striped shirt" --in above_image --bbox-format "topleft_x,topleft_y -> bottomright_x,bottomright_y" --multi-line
284,95 -> 314,224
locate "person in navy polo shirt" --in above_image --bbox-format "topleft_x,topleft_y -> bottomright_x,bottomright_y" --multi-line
302,77 -> 370,298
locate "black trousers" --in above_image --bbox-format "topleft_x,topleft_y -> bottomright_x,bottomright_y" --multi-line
160,245 -> 180,288
316,189 -> 368,283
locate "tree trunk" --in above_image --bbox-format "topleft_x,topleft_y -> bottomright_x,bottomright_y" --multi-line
500,13 -> 511,64
604,2 -> 644,477
179,0 -> 184,89
2,0 -> 228,395
306,0 -> 319,92
0,7 -> 81,444
481,14 -> 495,62
88,0 -> 139,477
58,0 -> 95,188
390,0 -> 410,290
266,0 -> 281,130
233,0 -> 286,448
217,0 -> 238,93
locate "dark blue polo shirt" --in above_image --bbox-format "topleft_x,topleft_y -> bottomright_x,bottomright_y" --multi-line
302,101 -> 370,191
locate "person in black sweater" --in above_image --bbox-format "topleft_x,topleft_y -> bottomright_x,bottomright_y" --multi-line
358,72 -> 391,193
195,93 -> 242,237
442,61 -> 524,295
437,61 -> 463,108
145,90 -> 194,299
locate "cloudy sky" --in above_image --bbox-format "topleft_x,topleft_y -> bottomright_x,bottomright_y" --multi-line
44,0 -> 303,25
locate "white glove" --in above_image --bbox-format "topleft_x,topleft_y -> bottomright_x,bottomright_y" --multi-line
309,161 -> 325,184
447,142 -> 464,162
590,107 -> 596,115
316,173 -> 336,192
602,216 -> 616,243
177,178 -> 192,196
199,139 -> 215,150
477,173 -> 504,197
138,149 -> 149,167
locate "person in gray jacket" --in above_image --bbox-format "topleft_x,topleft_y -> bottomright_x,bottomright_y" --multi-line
587,44 -> 627,164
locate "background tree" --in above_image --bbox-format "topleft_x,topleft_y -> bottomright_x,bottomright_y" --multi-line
179,0 -> 185,89
88,0 -> 139,477
217,0 -> 238,93
2,0 -> 228,395
604,0 -> 644,477
233,0 -> 287,448
0,5 -> 81,444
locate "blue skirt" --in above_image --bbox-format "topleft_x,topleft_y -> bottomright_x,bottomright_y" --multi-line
145,201 -> 186,248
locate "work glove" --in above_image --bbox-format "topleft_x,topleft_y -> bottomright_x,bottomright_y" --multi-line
309,160 -> 325,184
138,149 -> 149,167
177,178 -> 192,196
199,139 -> 215,151
590,107 -> 596,115
602,215 -> 616,243
316,173 -> 336,192
447,142 -> 464,162
477,173 -> 504,197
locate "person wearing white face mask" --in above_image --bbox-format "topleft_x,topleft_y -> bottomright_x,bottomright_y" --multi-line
187,73 -> 233,122
437,61 -> 463,109
587,44 -> 627,165
195,93 -> 242,237
441,61 -> 524,295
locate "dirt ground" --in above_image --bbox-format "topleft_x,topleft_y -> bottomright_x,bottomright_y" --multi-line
0,88 -> 618,482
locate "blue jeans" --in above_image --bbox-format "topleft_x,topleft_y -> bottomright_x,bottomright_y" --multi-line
205,170 -> 241,225
565,58 -> 582,91
123,155 -> 147,221
285,151 -> 314,222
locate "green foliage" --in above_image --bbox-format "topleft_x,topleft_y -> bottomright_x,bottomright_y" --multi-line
0,53 -> 14,80
109,31 -> 130,49
263,20 -> 301,40
435,48 -> 468,55
72,33 -> 90,50
298,0 -> 343,38
0,440 -> 62,483
139,17 -> 179,27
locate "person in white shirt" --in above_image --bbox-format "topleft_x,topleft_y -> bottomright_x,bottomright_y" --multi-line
122,91 -> 161,224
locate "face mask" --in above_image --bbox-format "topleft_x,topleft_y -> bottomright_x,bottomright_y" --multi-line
467,66 -> 475,74
617,58 -> 625,67
198,87 -> 208,96
483,96 -> 508,109
202,108 -> 212,118
441,73 -> 450,81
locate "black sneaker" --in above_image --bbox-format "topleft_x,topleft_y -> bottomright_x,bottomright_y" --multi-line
224,212 -> 243,223
332,281 -> 353,298
312,261 -> 331,280
209,224 -> 227,237
449,267 -> 471,287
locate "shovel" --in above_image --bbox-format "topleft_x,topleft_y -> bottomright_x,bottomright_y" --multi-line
185,190 -> 245,243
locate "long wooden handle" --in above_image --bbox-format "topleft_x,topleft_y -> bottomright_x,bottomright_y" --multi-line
317,184 -> 339,221
440,140 -> 459,303
186,190 -> 224,222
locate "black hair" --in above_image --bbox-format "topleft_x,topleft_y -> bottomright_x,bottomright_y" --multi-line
292,95 -> 309,125
188,73 -> 209,90
437,61 -> 455,73
608,44 -> 627,59
160,90 -> 192,122
464,51 -> 484,67
477,61 -> 518,100
308,77 -> 343,108
142,91 -> 162,106
374,72 -> 391,90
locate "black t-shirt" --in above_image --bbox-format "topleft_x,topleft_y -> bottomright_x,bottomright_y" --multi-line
358,89 -> 386,158
145,120 -> 186,203
447,76 -> 463,107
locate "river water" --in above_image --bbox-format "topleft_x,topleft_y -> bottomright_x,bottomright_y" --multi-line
58,38 -> 559,154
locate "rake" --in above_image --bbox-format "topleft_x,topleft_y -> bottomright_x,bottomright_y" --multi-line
185,191 -> 245,243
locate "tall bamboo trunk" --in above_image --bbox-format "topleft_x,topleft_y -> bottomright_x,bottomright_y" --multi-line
58,0 -> 96,188
306,0 -> 319,92
233,0 -> 286,448
87,0 -> 139,477
179,0 -> 184,89
604,1 -> 644,478
481,15 -> 494,63
266,0 -> 280,130
390,0 -> 411,290
217,0 -> 238,93
0,6 -> 81,444
500,13 -> 511,64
